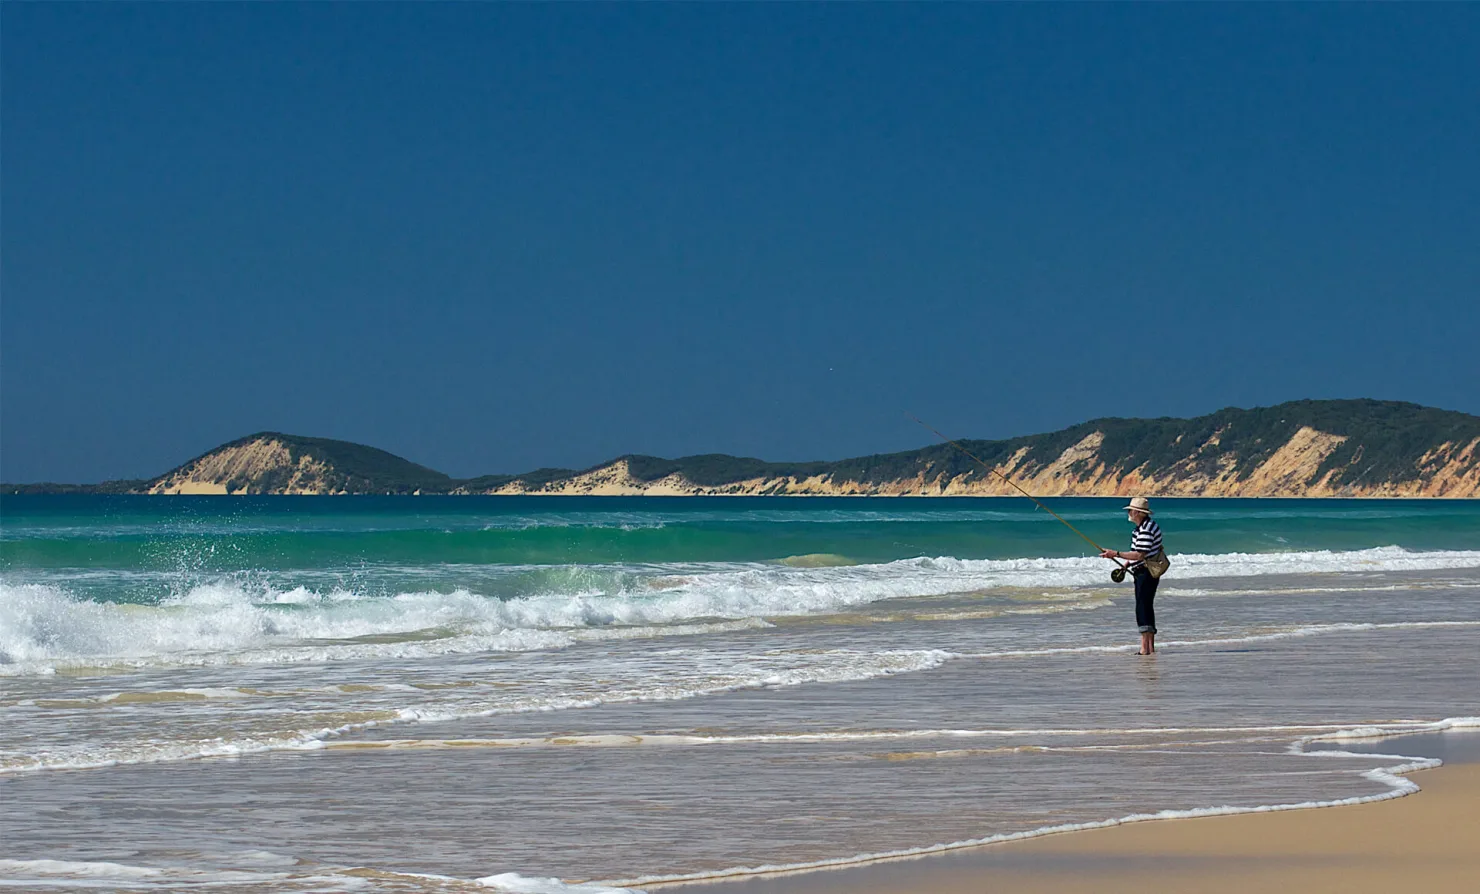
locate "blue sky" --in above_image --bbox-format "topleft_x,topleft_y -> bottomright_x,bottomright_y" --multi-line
3,4 -> 1477,482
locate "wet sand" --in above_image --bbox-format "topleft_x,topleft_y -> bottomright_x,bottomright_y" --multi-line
657,739 -> 1480,894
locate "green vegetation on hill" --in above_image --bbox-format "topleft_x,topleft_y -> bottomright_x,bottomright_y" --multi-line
1062,400 -> 1480,489
601,400 -> 1480,491
459,467 -> 580,493
1307,400 -> 1480,486
271,433 -> 452,493
164,432 -> 454,495
623,454 -> 831,487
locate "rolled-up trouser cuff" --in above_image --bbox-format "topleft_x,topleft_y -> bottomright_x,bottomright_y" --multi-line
1137,624 -> 1157,634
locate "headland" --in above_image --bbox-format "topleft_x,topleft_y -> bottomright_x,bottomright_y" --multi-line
7,399 -> 1479,497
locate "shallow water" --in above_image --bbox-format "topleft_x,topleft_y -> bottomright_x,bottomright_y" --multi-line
1,497 -> 1477,892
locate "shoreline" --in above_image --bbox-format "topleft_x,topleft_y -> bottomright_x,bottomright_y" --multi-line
650,730 -> 1480,893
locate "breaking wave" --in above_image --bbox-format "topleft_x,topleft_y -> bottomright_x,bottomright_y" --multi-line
3,546 -> 1478,674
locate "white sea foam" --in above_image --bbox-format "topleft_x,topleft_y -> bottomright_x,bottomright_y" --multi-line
316,723 -> 1399,751
1298,715 -> 1480,744
476,873 -> 632,893
3,546 -> 1476,674
382,648 -> 956,726
924,545 -> 1480,583
0,858 -> 336,891
326,716 -> 1480,753
0,580 -> 775,674
0,648 -> 956,774
10,617 -> 1462,776
0,859 -> 163,879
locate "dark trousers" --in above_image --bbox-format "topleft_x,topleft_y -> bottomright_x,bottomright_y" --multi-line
1133,568 -> 1159,634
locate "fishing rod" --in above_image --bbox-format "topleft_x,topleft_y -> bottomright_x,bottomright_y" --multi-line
906,414 -> 1132,582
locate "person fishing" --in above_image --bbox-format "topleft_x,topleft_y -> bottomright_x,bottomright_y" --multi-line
1100,497 -> 1163,655
908,416 -> 1171,656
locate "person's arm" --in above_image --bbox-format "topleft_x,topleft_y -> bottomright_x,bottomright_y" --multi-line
1100,548 -> 1145,561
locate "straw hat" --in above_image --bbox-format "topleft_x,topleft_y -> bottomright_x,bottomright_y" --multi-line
1123,496 -> 1153,515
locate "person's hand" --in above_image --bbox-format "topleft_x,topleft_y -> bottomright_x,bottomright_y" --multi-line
1100,548 -> 1118,560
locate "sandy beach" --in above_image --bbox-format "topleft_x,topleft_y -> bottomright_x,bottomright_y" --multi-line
657,744 -> 1480,894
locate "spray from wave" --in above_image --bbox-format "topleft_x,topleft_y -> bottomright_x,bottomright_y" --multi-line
3,546 -> 1477,674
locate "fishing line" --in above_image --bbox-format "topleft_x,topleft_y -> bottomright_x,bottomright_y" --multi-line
906,413 -> 1132,581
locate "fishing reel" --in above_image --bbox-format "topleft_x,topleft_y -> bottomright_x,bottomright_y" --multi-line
1110,567 -> 1127,583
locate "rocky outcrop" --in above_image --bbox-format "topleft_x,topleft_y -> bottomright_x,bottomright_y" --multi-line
148,437 -> 340,495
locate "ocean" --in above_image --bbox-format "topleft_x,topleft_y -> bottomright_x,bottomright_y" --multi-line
2,495 -> 1478,892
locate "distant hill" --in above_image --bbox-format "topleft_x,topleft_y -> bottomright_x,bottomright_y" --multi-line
6,400 -> 1480,497
7,433 -> 452,496
146,433 -> 453,495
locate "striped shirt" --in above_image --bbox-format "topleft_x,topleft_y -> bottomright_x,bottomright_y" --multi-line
1129,518 -> 1163,569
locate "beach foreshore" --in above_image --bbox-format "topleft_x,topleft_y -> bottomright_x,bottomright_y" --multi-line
654,739 -> 1480,894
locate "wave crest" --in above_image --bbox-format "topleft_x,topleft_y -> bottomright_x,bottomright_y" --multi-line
3,546 -> 1476,674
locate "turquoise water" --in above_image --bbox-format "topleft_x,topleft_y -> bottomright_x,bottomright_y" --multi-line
1,496 -> 1477,892
5,493 -> 1478,585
